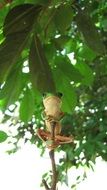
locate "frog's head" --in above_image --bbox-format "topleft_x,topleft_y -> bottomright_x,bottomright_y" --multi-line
42,92 -> 63,118
42,92 -> 63,99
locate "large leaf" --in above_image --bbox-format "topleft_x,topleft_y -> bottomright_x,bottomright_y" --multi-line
19,87 -> 35,123
76,9 -> 106,54
0,65 -> 24,107
39,6 -> 56,39
54,55 -> 83,83
53,69 -> 77,113
0,34 -> 29,83
3,4 -> 42,36
29,35 -> 55,93
0,4 -> 42,83
54,4 -> 73,33
0,131 -> 8,143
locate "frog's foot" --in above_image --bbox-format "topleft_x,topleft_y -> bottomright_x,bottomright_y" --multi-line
36,129 -> 74,150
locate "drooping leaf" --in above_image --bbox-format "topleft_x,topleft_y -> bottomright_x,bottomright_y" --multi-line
53,69 -> 77,113
54,4 -> 73,33
19,87 -> 35,123
0,4 -> 42,83
75,61 -> 94,86
29,35 -> 55,93
0,130 -> 8,143
3,4 -> 42,36
0,33 -> 30,83
76,9 -> 106,54
39,6 -> 56,39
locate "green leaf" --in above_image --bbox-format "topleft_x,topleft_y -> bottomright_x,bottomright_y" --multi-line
101,18 -> 107,31
29,35 -> 55,93
78,44 -> 97,61
51,0 -> 63,6
53,69 -> 77,113
44,43 -> 56,62
54,55 -> 83,83
76,9 -> 106,54
54,4 -> 73,33
53,36 -> 71,51
39,7 -> 56,39
0,34 -> 28,83
0,65 -> 24,107
0,4 -> 42,83
0,5 -> 8,28
61,82 -> 77,113
25,0 -> 49,5
0,131 -> 8,143
75,61 -> 94,86
3,4 -> 42,36
19,87 -> 35,123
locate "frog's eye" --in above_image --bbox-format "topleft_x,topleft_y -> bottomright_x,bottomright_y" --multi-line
42,92 -> 47,98
56,92 -> 63,98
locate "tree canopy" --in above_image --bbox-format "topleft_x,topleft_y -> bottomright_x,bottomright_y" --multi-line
0,0 -> 107,188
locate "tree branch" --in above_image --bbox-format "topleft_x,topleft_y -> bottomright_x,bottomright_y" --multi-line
49,121 -> 57,190
49,150 -> 57,190
42,121 -> 58,190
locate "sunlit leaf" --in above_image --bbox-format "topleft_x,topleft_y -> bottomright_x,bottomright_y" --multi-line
53,69 -> 77,113
0,131 -> 8,143
19,87 -> 35,123
0,65 -> 24,107
0,5 -> 8,27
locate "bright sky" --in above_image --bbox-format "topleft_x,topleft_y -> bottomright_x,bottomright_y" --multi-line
0,141 -> 107,190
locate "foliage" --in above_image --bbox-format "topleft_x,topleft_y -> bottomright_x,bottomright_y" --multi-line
0,130 -> 8,143
0,0 -> 107,188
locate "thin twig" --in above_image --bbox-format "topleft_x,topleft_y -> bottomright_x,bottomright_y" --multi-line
42,179 -> 50,190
